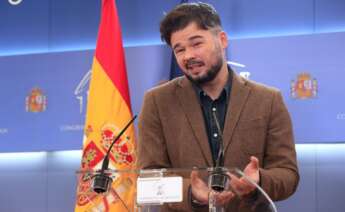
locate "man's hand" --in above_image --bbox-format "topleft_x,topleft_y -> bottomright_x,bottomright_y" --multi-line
190,170 -> 209,205
229,156 -> 260,196
190,156 -> 259,206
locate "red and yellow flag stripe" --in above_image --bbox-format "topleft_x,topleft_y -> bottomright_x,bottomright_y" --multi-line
75,0 -> 136,211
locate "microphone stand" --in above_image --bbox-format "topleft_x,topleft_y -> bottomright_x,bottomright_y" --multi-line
208,111 -> 229,212
92,115 -> 137,194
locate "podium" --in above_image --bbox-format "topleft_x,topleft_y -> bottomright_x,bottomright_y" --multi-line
76,167 -> 277,212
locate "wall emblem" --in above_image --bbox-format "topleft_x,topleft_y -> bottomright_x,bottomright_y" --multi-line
25,88 -> 47,112
291,73 -> 317,99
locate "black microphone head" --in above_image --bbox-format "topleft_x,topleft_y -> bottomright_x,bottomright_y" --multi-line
209,167 -> 229,192
92,173 -> 113,193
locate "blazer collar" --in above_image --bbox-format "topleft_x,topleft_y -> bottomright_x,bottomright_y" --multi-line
222,72 -> 251,152
176,77 -> 213,166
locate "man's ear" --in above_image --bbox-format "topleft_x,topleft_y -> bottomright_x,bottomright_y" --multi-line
219,31 -> 228,49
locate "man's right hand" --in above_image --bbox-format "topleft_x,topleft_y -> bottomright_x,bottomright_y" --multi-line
190,170 -> 209,205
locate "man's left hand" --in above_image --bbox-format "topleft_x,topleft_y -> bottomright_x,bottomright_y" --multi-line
228,156 -> 260,196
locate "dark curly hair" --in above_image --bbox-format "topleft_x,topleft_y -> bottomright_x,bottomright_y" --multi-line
160,2 -> 222,46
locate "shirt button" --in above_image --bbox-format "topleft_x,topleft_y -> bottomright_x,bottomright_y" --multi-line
212,107 -> 216,112
213,133 -> 218,138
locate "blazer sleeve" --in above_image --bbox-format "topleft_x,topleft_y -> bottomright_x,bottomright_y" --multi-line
259,90 -> 300,201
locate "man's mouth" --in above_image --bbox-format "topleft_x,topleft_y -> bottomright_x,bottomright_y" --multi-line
186,60 -> 204,70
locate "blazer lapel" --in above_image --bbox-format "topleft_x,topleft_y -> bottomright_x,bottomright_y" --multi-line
223,73 -> 251,152
175,77 -> 213,166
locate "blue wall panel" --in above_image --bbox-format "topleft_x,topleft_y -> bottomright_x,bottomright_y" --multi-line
316,145 -> 345,211
315,0 -> 345,32
0,45 -> 171,152
125,44 -> 171,115
213,0 -> 315,37
0,0 -> 50,55
229,32 -> 345,143
0,152 -> 48,212
116,0 -> 179,46
276,144 -> 317,212
1,0 -> 345,55
0,51 -> 94,152
49,0 -> 100,50
46,151 -> 82,212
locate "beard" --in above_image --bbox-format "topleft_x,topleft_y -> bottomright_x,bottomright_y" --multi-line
185,54 -> 223,85
183,43 -> 224,85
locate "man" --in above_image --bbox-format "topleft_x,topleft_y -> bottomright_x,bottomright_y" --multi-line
138,2 -> 299,211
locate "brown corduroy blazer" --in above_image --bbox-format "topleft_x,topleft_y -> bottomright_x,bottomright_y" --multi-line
138,71 -> 299,211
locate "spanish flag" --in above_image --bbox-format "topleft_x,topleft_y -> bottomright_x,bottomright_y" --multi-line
75,0 -> 136,211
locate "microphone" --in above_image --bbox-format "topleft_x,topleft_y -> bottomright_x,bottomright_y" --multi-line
209,111 -> 228,192
92,115 -> 137,193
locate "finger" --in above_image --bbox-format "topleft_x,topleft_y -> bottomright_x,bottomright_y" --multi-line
228,173 -> 248,190
215,191 -> 235,206
227,174 -> 245,195
227,172 -> 239,181
191,170 -> 209,191
190,170 -> 199,183
243,156 -> 260,184
228,173 -> 241,187
245,156 -> 259,172
229,173 -> 254,195
222,192 -> 235,205
218,191 -> 234,199
191,170 -> 209,204
249,156 -> 259,170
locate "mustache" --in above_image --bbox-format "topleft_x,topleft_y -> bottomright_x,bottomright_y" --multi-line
185,59 -> 204,69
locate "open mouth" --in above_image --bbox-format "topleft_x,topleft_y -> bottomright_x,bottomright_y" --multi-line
186,60 -> 204,70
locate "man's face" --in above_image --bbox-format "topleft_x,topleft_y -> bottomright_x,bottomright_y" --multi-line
170,22 -> 228,85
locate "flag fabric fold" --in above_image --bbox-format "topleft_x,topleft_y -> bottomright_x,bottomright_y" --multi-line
75,0 -> 136,211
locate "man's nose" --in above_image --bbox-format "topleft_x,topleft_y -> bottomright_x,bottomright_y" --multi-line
183,48 -> 196,63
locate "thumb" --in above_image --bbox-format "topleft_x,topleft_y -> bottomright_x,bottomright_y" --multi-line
248,156 -> 259,170
190,170 -> 199,183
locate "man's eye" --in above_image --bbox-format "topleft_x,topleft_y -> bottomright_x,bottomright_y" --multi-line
175,49 -> 184,54
193,42 -> 202,47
